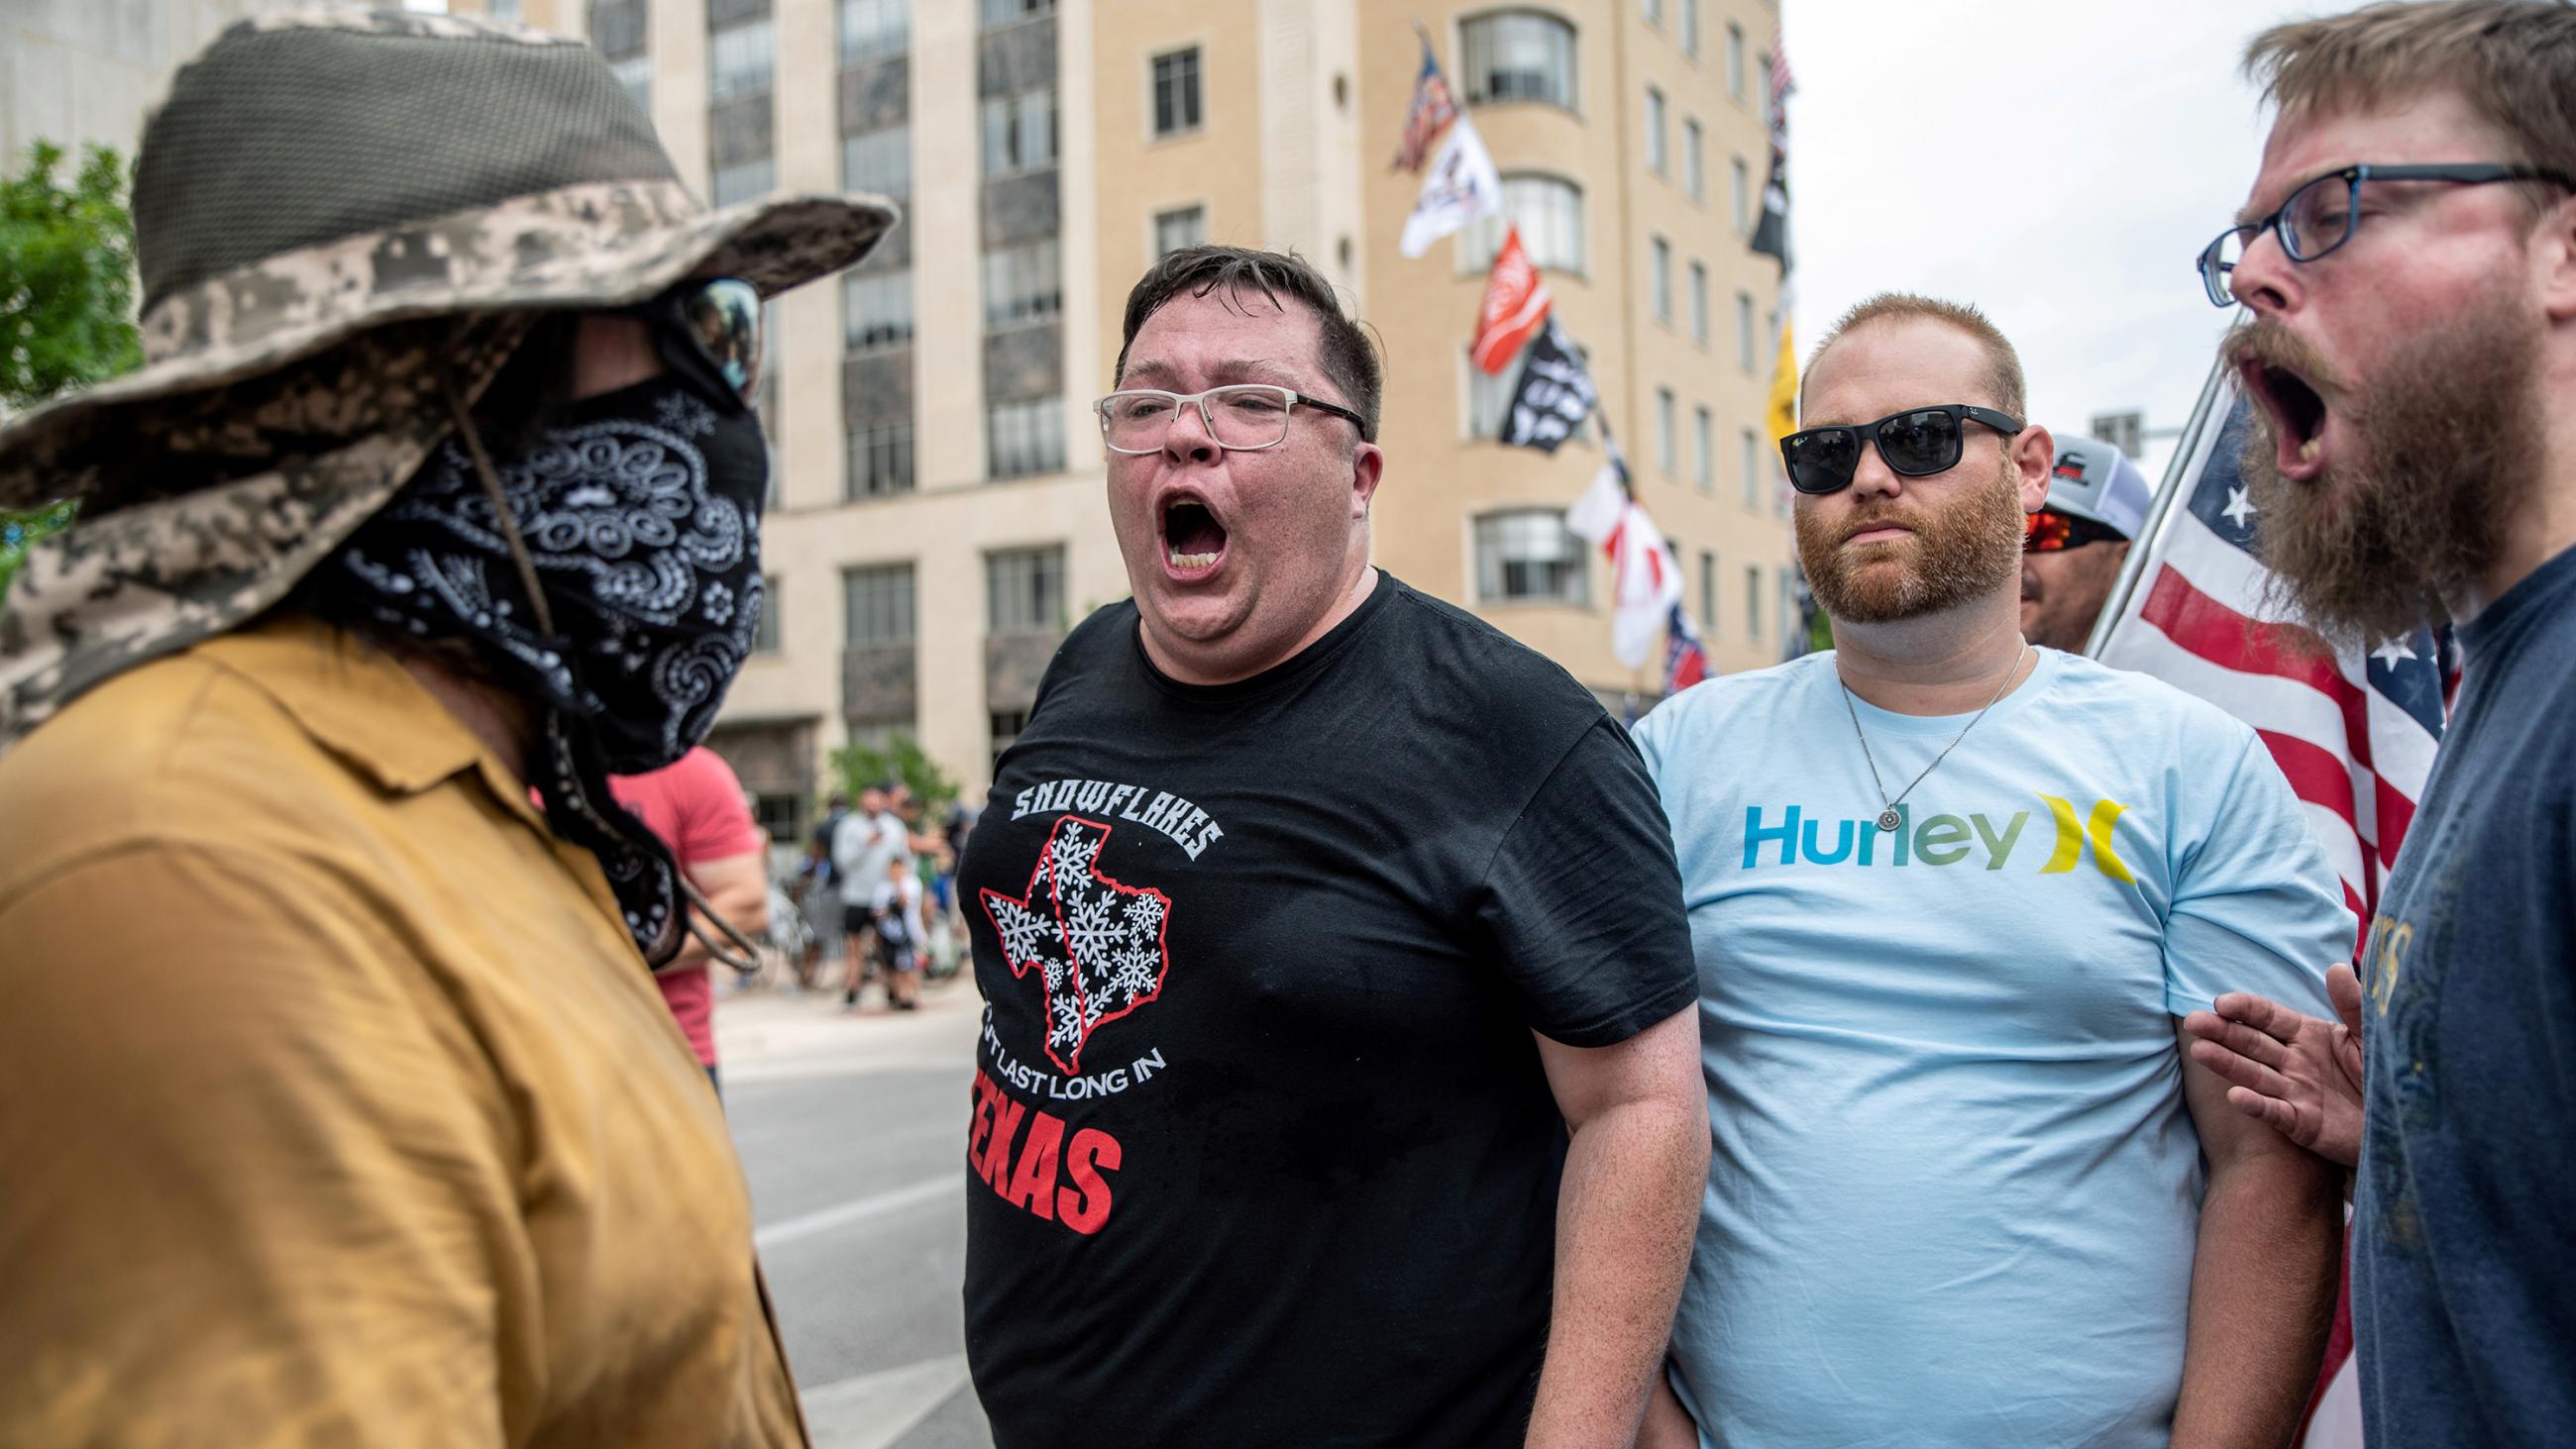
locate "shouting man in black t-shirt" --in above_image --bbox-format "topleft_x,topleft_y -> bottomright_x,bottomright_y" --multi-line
954,246 -> 1706,1449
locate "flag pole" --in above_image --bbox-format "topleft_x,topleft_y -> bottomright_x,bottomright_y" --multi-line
2082,349 -> 2228,658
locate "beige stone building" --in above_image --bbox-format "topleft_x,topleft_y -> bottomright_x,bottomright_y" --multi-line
106,0 -> 1792,841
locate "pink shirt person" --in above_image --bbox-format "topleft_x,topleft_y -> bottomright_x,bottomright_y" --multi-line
609,747 -> 768,1067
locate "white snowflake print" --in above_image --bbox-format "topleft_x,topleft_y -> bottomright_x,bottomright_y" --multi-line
980,815 -> 1175,1073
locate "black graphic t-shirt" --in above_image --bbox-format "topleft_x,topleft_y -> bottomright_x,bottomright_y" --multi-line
957,574 -> 1695,1449
2353,544 -> 2576,1444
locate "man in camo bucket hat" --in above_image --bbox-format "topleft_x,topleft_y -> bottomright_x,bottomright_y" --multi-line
0,9 -> 892,1443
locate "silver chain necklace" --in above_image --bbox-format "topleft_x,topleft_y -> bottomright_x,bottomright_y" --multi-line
1837,645 -> 2034,833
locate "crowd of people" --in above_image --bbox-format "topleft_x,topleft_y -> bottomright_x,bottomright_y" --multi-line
0,2 -> 2567,1446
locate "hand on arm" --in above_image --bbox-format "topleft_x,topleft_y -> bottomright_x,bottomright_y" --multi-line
2168,1020 -> 2344,1449
671,849 -> 768,970
1525,1007 -> 1709,1449
2180,963 -> 2366,1168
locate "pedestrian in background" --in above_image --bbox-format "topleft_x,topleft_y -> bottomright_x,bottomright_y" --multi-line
833,780 -> 912,1008
612,745 -> 772,1096
2019,433 -> 2153,651
0,11 -> 890,1442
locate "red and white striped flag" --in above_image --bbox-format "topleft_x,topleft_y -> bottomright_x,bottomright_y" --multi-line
2094,370 -> 2454,1448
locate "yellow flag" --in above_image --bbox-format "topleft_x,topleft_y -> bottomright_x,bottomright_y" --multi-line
1766,310 -> 1798,446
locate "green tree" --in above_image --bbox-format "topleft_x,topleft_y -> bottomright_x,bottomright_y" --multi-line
1,142 -> 142,599
827,732 -> 961,822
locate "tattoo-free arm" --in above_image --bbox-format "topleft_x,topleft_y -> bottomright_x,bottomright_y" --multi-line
1525,1006 -> 1708,1449
2169,1019 -> 2342,1449
2181,963 -> 2367,1169
670,849 -> 768,970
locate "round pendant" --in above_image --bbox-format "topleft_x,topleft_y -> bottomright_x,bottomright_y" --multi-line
1876,807 -> 1903,833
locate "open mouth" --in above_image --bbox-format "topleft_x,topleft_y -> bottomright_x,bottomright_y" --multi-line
1160,496 -> 1230,575
2242,359 -> 2330,479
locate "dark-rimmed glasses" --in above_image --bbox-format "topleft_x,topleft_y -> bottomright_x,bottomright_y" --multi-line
634,276 -> 765,411
1096,385 -> 1367,454
1779,404 -> 2024,495
2198,162 -> 2576,307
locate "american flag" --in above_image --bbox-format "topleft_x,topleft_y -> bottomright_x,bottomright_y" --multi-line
1391,33 -> 1457,174
1664,601 -> 1708,694
2093,372 -> 2453,1449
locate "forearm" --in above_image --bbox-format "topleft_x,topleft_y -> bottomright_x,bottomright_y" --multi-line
1526,1099 -> 1707,1449
2170,1149 -> 2341,1449
672,882 -> 768,970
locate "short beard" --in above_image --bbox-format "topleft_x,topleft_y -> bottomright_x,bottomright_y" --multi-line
1798,457 -> 2027,624
2230,287 -> 2544,648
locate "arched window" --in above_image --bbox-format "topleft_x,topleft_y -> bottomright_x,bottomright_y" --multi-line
1456,173 -> 1585,275
1460,11 -> 1578,111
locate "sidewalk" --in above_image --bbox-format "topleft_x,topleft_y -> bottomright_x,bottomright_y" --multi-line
712,972 -> 985,1085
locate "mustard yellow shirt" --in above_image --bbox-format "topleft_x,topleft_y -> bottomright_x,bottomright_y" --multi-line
0,615 -> 807,1447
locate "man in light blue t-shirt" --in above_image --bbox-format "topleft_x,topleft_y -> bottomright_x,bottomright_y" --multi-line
1632,294 -> 2352,1449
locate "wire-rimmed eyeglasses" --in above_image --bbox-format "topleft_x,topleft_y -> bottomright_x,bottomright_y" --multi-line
2197,162 -> 2576,307
1095,385 -> 1367,455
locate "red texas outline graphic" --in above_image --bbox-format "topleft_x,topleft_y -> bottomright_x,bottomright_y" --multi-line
979,816 -> 1174,1074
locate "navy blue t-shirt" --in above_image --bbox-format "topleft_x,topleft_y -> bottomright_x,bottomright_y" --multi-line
2354,544 -> 2576,1443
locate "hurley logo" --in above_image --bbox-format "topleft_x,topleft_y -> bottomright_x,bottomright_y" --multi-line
982,816 -> 1175,1073
1740,797 -> 2136,880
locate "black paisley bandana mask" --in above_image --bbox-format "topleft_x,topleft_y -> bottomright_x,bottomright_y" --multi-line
306,373 -> 769,963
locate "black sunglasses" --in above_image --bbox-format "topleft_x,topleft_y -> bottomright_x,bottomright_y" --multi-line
1780,404 -> 2023,495
2198,162 -> 2576,307
632,276 -> 765,412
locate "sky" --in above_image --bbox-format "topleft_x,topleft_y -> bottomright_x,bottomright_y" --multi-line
1783,0 -> 2318,482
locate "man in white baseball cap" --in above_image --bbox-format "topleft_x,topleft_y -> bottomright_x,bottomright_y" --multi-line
2020,434 -> 2154,651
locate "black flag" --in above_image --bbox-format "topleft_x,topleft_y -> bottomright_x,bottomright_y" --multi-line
1499,324 -> 1597,454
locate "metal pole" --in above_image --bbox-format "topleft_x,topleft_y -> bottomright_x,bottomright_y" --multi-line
2083,350 -> 2230,659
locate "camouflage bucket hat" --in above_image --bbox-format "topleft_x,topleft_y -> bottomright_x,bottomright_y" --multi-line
0,5 -> 897,745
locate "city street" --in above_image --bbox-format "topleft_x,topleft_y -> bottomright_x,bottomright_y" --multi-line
717,974 -> 993,1449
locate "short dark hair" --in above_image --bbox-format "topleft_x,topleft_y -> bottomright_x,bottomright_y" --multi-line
1115,246 -> 1382,442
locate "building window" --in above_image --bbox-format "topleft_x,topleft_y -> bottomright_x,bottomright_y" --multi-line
1746,564 -> 1763,642
1730,157 -> 1752,235
754,574 -> 781,653
1462,347 -> 1589,442
1727,22 -> 1746,102
708,16 -> 774,103
610,53 -> 652,117
842,124 -> 911,197
1457,172 -> 1584,273
1657,388 -> 1677,474
1737,291 -> 1757,371
1645,86 -> 1667,174
1682,0 -> 1701,57
846,422 -> 914,499
843,562 -> 915,646
983,239 -> 1062,329
1684,118 -> 1704,201
1758,50 -> 1773,119
1475,510 -> 1589,605
1460,11 -> 1577,110
980,0 -> 1053,25
1741,427 -> 1762,508
1151,47 -> 1203,137
1153,204 -> 1208,258
844,269 -> 914,353
988,546 -> 1066,632
989,396 -> 1066,479
982,86 -> 1058,177
1651,237 -> 1672,323
1694,406 -> 1713,489
711,158 -> 775,207
1644,0 -> 1663,25
1689,261 -> 1709,346
1698,550 -> 1718,633
840,0 -> 908,66
990,708 -> 1033,770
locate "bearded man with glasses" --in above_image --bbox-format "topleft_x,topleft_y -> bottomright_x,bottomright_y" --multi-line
952,245 -> 1704,1448
2166,5 -> 2576,1443
1629,293 -> 2352,1449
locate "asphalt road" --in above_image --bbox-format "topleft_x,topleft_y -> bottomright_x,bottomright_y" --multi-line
718,978 -> 994,1449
